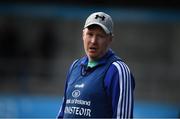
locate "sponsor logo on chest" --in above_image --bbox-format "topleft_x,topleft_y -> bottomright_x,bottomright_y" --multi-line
72,90 -> 81,98
74,83 -> 85,88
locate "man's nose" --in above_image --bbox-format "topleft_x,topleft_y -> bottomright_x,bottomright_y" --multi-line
90,36 -> 97,43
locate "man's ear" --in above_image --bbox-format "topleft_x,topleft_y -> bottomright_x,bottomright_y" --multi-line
82,29 -> 86,41
82,29 -> 84,41
109,34 -> 113,42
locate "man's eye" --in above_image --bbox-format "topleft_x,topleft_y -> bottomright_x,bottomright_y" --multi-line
98,34 -> 105,38
87,33 -> 93,36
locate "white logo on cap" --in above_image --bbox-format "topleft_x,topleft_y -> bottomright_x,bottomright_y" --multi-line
95,14 -> 105,21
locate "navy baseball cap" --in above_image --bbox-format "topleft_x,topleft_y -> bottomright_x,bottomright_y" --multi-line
84,12 -> 113,35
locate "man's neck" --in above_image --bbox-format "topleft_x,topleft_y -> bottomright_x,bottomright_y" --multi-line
88,60 -> 98,68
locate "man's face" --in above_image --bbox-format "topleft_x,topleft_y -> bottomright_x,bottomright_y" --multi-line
82,25 -> 112,61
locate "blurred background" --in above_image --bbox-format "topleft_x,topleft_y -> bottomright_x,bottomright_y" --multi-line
0,0 -> 180,118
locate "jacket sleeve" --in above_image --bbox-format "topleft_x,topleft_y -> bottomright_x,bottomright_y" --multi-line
56,96 -> 66,118
56,59 -> 79,118
56,77 -> 69,118
104,61 -> 135,118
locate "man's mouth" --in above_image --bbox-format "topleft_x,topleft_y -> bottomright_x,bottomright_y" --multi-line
89,47 -> 97,52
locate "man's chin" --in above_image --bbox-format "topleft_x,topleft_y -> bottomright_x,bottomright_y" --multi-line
88,55 -> 98,61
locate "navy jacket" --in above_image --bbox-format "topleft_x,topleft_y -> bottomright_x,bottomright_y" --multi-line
57,49 -> 135,118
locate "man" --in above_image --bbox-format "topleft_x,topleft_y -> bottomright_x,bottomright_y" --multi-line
57,12 -> 135,118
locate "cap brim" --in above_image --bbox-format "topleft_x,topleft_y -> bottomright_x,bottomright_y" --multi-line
84,22 -> 110,34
